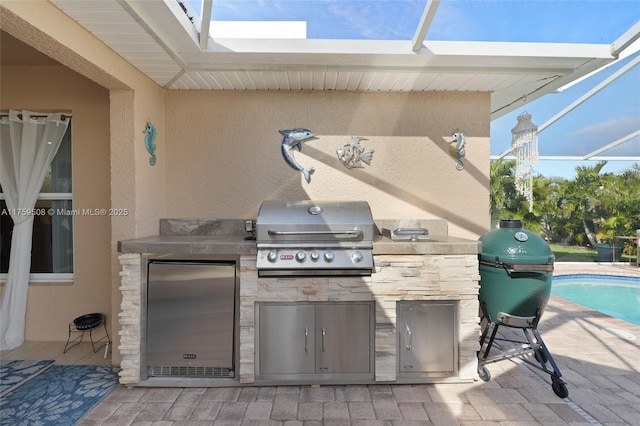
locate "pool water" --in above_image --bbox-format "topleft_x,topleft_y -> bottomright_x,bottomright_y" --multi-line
552,274 -> 640,326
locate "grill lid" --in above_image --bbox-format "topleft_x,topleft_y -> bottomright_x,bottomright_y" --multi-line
255,200 -> 377,277
256,200 -> 376,243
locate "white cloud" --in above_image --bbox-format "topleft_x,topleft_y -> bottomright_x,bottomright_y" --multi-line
566,116 -> 640,156
568,116 -> 640,141
322,0 -> 425,40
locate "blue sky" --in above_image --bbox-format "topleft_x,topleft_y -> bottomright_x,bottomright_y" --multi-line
190,0 -> 640,178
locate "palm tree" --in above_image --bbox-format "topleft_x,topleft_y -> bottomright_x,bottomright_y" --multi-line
597,164 -> 640,244
530,175 -> 565,240
490,158 -> 639,250
560,161 -> 607,247
489,159 -> 519,226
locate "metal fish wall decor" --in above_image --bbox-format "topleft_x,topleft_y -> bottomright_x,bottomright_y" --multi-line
279,128 -> 317,183
449,132 -> 466,170
336,137 -> 374,169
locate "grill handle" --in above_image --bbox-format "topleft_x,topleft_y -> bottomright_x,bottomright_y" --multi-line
480,259 -> 553,273
508,263 -> 554,272
405,323 -> 412,350
268,229 -> 363,238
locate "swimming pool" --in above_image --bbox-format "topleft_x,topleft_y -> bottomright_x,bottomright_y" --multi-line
552,274 -> 640,326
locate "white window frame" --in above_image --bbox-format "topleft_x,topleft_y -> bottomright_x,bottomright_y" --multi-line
0,122 -> 74,283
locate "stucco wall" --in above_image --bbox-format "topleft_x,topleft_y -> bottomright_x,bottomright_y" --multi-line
1,1 -> 167,361
1,1 -> 492,360
0,65 -> 111,341
165,91 -> 490,239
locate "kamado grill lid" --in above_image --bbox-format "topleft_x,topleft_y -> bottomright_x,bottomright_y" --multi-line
479,219 -> 555,266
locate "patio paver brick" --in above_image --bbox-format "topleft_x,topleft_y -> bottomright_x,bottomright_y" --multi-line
391,385 -> 431,402
323,402 -> 350,419
297,402 -> 323,420
371,394 -> 403,420
398,402 -> 429,420
270,394 -> 299,420
347,401 -> 376,420
335,385 -> 371,401
135,402 -> 173,421
244,401 -> 273,419
9,264 -> 640,426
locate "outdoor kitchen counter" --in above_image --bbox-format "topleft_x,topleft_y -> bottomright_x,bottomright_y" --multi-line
116,219 -> 481,386
118,234 -> 480,256
373,234 -> 480,255
118,217 -> 480,256
117,234 -> 257,255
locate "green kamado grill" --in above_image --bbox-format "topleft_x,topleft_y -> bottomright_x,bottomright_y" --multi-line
477,219 -> 568,398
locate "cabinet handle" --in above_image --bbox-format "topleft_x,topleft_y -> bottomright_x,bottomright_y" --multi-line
304,327 -> 308,352
322,328 -> 326,351
405,323 -> 412,350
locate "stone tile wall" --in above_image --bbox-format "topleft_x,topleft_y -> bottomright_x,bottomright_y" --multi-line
118,253 -> 143,385
241,254 -> 480,384
118,253 -> 480,385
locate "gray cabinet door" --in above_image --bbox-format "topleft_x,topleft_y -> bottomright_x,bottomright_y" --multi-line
398,302 -> 457,375
315,303 -> 372,374
258,304 -> 315,375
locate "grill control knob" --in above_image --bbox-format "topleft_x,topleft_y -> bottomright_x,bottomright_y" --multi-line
310,251 -> 320,262
267,250 -> 278,263
352,251 -> 363,263
324,251 -> 335,263
296,251 -> 307,262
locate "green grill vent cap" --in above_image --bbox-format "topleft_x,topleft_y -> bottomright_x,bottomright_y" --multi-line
500,219 -> 522,228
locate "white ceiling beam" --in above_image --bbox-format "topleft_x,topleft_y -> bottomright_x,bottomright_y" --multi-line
412,0 -> 440,51
491,155 -> 640,161
202,38 -> 611,58
584,130 -> 640,159
192,39 -> 611,72
611,20 -> 640,57
495,54 -> 639,160
199,0 -> 213,50
119,0 -> 200,53
558,22 -> 640,91
539,55 -> 640,133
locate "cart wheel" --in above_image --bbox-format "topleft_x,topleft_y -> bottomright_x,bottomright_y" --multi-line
551,376 -> 568,398
478,365 -> 491,382
534,348 -> 548,364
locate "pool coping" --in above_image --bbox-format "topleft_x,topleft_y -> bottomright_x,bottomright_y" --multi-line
553,261 -> 640,278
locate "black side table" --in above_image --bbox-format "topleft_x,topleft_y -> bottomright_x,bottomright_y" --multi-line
63,313 -> 111,358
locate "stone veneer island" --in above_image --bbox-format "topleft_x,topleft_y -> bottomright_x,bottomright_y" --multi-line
118,219 -> 481,386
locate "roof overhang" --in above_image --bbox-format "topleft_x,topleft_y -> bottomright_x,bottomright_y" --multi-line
39,0 -> 618,118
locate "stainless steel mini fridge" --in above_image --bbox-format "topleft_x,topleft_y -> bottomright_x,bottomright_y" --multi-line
146,260 -> 236,378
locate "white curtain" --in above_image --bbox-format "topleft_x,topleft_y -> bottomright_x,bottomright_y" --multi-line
0,110 -> 70,350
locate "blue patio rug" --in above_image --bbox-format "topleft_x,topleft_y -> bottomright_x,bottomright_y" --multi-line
0,359 -> 55,397
0,364 -> 119,426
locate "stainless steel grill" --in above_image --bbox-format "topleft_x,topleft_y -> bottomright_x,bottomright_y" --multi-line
256,200 -> 377,277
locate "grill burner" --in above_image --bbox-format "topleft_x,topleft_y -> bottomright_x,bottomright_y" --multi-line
256,200 -> 377,277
